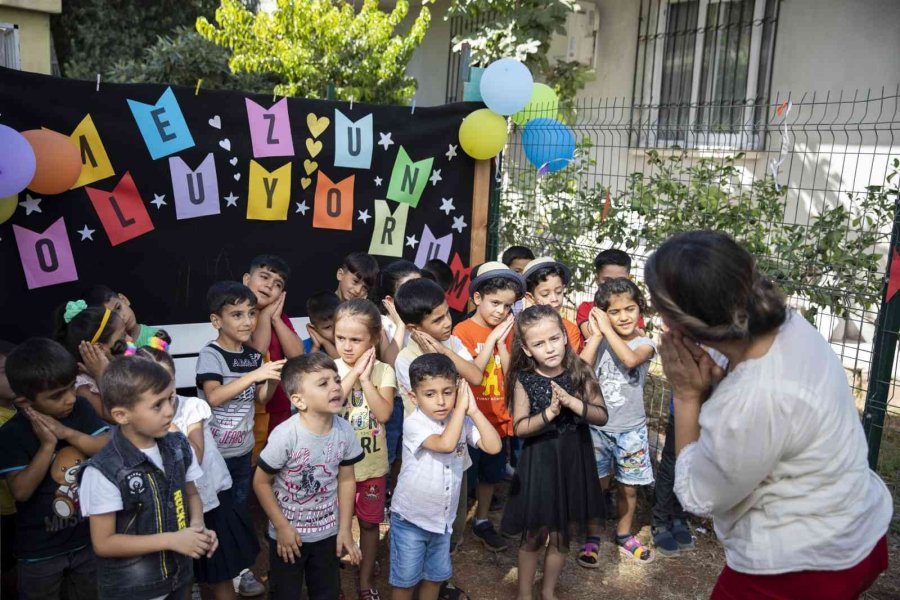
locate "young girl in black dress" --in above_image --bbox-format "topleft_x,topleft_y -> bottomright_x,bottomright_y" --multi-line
501,305 -> 608,600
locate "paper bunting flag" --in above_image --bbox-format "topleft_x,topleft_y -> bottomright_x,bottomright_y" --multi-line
368,200 -> 409,257
85,172 -> 154,246
334,110 -> 373,169
246,161 -> 292,221
127,87 -> 195,159
69,115 -> 114,188
12,217 -> 79,289
446,253 -> 472,312
886,247 -> 900,303
169,154 -> 220,220
386,146 -> 434,207
313,171 -> 355,231
414,224 -> 453,268
246,98 -> 295,158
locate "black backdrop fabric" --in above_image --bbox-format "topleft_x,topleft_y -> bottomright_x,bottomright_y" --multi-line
0,67 -> 477,342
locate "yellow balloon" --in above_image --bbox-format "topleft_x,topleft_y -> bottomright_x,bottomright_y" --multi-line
459,109 -> 508,160
512,83 -> 559,126
0,194 -> 17,225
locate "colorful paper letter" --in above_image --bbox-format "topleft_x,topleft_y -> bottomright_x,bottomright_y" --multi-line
12,217 -> 79,289
386,146 -> 433,207
334,109 -> 373,169
85,172 -> 155,246
446,253 -> 472,311
368,200 -> 409,257
169,154 -> 220,220
246,98 -> 295,158
313,171 -> 355,231
246,161 -> 292,221
69,115 -> 114,188
414,224 -> 453,268
127,87 -> 195,159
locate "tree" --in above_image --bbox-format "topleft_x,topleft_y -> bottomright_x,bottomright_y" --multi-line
446,0 -> 593,111
107,26 -> 277,93
51,0 -> 222,79
196,0 -> 431,103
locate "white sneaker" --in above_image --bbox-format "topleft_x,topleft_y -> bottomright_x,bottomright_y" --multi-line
238,570 -> 265,596
191,583 -> 202,600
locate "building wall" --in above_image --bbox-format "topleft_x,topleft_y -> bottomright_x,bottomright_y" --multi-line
0,0 -> 59,75
399,0 -> 451,107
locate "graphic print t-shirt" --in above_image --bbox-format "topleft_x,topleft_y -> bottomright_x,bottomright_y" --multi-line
0,397 -> 108,559
335,358 -> 396,481
453,319 -> 512,436
258,416 -> 363,542
594,336 -> 656,433
196,342 -> 264,458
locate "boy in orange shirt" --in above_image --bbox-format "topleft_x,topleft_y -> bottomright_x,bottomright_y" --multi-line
522,257 -> 583,352
452,262 -> 524,552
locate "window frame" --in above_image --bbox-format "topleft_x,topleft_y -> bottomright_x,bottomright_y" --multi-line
0,23 -> 21,70
644,0 -> 767,150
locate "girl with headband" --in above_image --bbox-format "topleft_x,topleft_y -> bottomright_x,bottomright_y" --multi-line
54,300 -> 130,419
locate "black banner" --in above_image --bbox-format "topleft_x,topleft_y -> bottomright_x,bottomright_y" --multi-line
0,67 -> 477,341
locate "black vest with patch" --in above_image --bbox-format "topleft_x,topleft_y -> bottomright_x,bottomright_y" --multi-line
83,427 -> 193,599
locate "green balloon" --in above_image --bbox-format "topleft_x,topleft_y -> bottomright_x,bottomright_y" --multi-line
512,83 -> 559,126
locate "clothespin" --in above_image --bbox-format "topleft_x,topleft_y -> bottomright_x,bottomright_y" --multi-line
96,74 -> 100,92
411,95 -> 416,115
195,79 -> 203,96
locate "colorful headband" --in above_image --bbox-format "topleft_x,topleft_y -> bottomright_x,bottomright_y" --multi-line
90,308 -> 112,345
147,336 -> 170,352
63,299 -> 87,324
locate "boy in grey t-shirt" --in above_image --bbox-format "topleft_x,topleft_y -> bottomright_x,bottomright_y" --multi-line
254,353 -> 363,600
196,282 -> 285,512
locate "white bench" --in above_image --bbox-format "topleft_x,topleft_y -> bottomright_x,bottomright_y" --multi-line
154,317 -> 311,390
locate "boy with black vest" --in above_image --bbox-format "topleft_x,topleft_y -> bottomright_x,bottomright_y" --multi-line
79,357 -> 218,600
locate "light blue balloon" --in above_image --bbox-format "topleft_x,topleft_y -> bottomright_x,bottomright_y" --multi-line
522,118 -> 576,174
480,58 -> 534,116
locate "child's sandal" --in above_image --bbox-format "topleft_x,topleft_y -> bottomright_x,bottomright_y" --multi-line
577,542 -> 601,569
438,582 -> 471,600
617,534 -> 655,564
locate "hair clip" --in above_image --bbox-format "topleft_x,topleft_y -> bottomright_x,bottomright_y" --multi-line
64,299 -> 88,323
147,336 -> 170,352
123,341 -> 138,357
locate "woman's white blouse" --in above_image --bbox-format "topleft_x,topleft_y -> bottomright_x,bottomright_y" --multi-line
675,313 -> 892,574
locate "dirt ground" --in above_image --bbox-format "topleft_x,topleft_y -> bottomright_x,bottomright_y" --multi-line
241,481 -> 900,600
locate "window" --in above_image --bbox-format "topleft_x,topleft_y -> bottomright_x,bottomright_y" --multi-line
633,0 -> 778,149
0,23 -> 20,70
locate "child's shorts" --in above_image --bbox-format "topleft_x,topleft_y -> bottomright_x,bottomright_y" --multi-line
467,436 -> 508,488
355,475 -> 387,524
591,426 -> 654,486
386,396 -> 404,466
389,512 -> 451,588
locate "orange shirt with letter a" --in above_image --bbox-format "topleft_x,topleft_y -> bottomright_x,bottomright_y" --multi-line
453,318 -> 512,437
563,317 -> 583,353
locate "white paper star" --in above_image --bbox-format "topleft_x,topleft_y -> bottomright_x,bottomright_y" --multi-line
439,197 -> 455,215
452,215 -> 467,233
19,194 -> 41,215
374,176 -> 383,187
295,201 -> 309,215
77,225 -> 96,241
378,132 -> 394,151
224,192 -> 239,207
357,209 -> 372,224
446,144 -> 458,160
405,235 -> 419,249
151,193 -> 167,209
430,169 -> 443,186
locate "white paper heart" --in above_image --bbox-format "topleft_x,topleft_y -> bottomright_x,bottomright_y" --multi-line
219,138 -> 231,151
234,173 -> 241,181
229,157 -> 238,166
208,115 -> 222,129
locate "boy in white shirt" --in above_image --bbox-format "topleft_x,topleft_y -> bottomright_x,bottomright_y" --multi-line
389,354 -> 501,600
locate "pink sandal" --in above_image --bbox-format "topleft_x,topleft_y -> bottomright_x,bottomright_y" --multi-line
617,534 -> 655,564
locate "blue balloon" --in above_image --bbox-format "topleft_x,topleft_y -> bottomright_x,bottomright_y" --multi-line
479,58 -> 534,116
522,118 -> 575,173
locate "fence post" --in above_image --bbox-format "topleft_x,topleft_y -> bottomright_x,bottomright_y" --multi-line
863,199 -> 900,469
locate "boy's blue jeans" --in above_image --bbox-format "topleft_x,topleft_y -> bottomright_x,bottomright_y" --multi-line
17,545 -> 96,600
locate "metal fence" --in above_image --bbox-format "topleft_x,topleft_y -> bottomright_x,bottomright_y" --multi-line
488,88 -> 900,487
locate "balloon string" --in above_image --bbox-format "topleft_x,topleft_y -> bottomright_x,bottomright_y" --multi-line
767,100 -> 793,192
